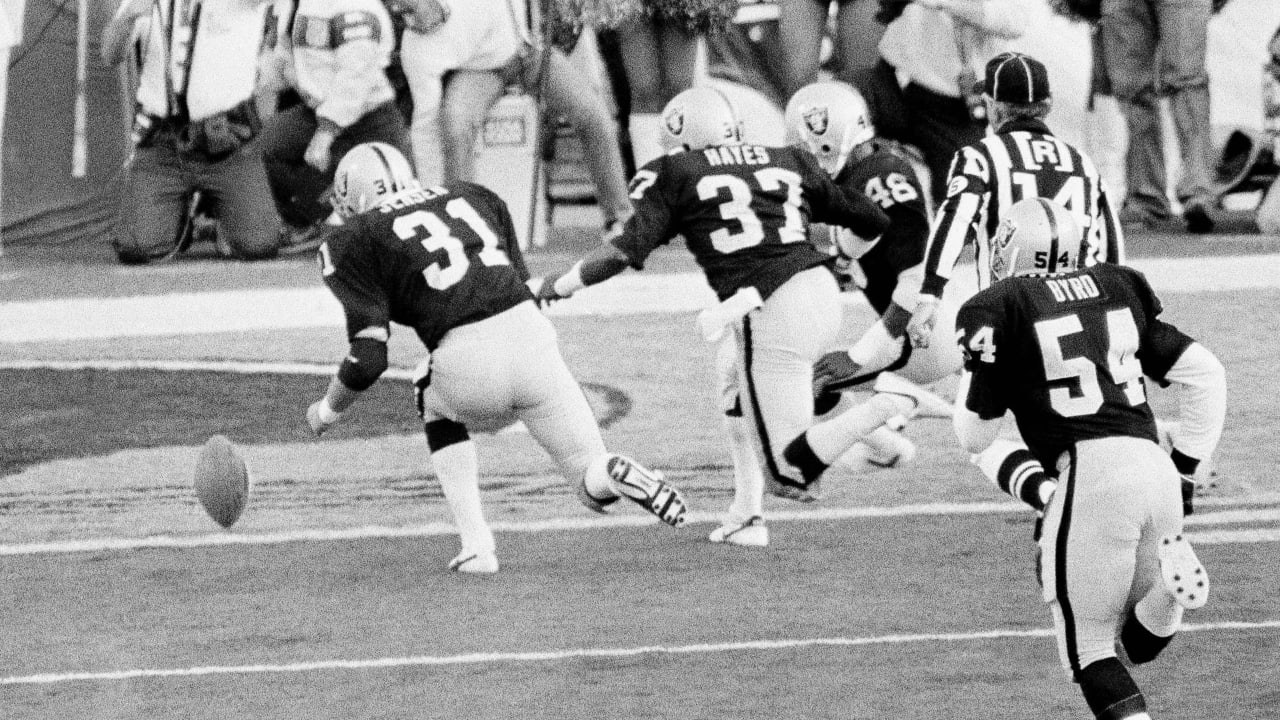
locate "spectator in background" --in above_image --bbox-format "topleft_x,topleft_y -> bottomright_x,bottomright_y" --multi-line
103,0 -> 280,264
399,0 -> 635,241
777,0 -> 886,97
257,0 -> 410,252
617,0 -> 738,167
854,0 -> 1029,202
1099,0 -> 1216,232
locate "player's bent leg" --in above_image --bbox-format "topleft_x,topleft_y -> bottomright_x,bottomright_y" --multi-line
1076,657 -> 1149,720
1119,606 -> 1177,665
423,414 -> 498,574
782,392 -> 904,486
589,454 -> 689,527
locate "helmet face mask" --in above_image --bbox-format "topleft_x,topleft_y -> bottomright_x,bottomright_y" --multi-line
784,81 -> 875,177
990,198 -> 1083,281
332,142 -> 421,218
659,86 -> 744,152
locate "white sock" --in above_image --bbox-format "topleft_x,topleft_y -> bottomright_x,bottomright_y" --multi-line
805,394 -> 901,464
1135,586 -> 1184,637
582,454 -> 621,501
629,113 -> 664,168
725,415 -> 765,520
432,441 -> 495,554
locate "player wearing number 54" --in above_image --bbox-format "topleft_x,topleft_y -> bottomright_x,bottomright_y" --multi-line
952,196 -> 1225,720
531,87 -> 894,547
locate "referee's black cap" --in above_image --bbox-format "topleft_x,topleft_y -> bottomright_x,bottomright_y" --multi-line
980,52 -> 1051,103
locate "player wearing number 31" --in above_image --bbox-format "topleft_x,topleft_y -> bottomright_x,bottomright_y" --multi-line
907,52 -> 1125,515
533,87 -> 891,546
952,197 -> 1225,720
306,142 -> 690,574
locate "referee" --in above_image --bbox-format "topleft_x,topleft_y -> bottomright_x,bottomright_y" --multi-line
908,51 -> 1126,348
905,51 -> 1126,518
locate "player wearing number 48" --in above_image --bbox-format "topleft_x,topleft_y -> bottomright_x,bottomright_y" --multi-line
531,87 -> 910,547
952,197 -> 1226,720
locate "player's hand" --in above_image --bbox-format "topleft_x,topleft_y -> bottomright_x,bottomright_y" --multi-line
305,130 -> 336,171
528,276 -> 568,307
1181,475 -> 1196,516
306,400 -> 340,437
906,295 -> 940,349
813,351 -> 860,396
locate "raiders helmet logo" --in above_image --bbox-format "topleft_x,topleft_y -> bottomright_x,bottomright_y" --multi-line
991,217 -> 1017,277
803,106 -> 829,135
664,106 -> 685,136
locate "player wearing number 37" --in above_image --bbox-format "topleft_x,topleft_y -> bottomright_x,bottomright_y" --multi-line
953,198 -> 1225,720
305,142 -> 690,574
533,87 -> 891,546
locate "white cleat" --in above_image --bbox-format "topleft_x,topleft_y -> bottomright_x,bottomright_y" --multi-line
448,550 -> 499,574
607,455 -> 688,527
872,372 -> 951,419
708,516 -> 769,547
1158,534 -> 1209,609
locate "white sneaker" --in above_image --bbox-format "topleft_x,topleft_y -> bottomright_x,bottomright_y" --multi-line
448,550 -> 499,574
1158,534 -> 1208,609
708,516 -> 769,547
607,455 -> 688,527
872,372 -> 952,419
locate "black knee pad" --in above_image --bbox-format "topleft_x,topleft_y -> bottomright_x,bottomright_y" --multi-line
425,418 -> 470,452
1077,657 -> 1146,720
1120,608 -> 1175,665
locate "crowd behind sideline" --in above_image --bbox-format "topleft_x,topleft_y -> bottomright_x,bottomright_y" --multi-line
92,0 -> 1280,264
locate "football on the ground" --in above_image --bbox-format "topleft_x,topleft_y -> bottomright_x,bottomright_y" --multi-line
194,435 -> 250,528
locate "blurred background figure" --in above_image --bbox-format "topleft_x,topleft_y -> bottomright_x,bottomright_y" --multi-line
616,0 -> 738,167
1099,0 -> 1217,232
777,0 -> 884,97
257,0 -> 410,253
103,0 -> 280,264
854,0 -> 1030,202
398,0 -> 635,241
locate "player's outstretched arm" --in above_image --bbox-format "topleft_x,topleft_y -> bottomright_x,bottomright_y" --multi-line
306,336 -> 389,436
530,243 -> 633,305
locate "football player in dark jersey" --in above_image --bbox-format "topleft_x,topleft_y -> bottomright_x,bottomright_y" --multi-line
532,86 -> 909,547
304,142 -> 690,574
781,81 -> 963,482
954,198 -> 1225,720
906,52 -> 1128,518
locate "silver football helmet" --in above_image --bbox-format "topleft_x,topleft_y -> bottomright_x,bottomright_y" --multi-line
659,86 -> 744,152
990,198 -> 1083,280
331,142 -> 420,218
784,81 -> 875,177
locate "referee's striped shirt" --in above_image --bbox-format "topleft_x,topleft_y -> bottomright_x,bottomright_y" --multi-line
919,118 -> 1125,298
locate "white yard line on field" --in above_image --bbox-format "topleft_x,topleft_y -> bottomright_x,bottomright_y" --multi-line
1,499 -> 1276,557
2,255 -> 1280,344
3,619 -> 1278,686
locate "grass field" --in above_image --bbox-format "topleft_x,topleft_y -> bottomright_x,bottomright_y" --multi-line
1,231 -> 1278,719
